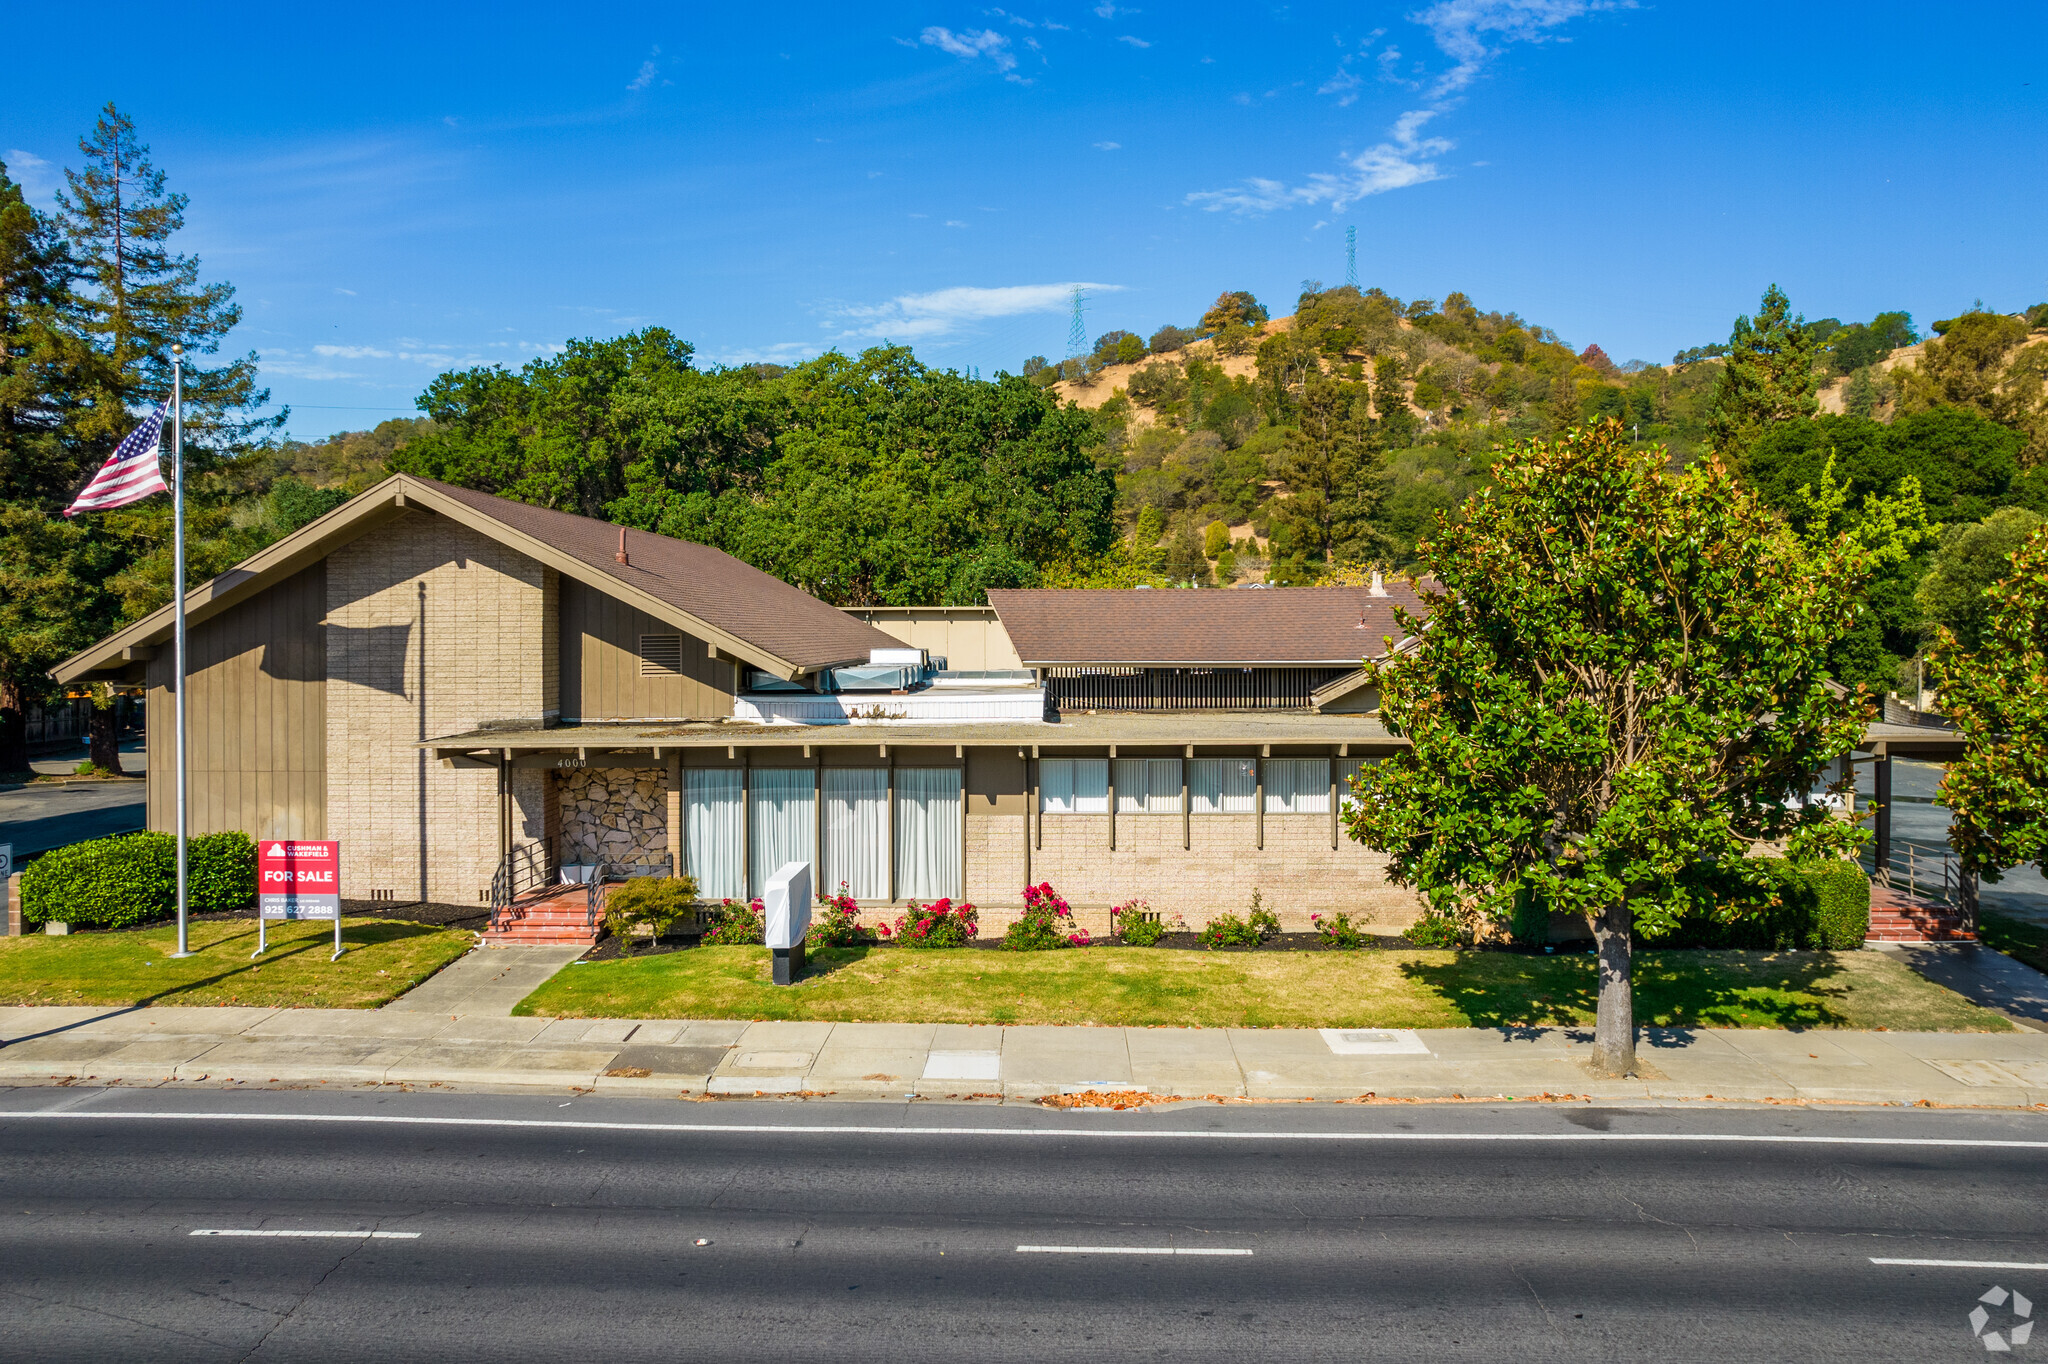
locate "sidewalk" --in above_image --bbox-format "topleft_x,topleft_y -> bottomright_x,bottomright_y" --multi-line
3,1004 -> 2046,1107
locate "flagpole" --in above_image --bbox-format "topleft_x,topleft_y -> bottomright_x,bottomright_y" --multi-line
169,345 -> 192,959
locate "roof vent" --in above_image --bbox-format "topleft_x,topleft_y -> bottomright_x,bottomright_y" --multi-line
615,526 -> 630,566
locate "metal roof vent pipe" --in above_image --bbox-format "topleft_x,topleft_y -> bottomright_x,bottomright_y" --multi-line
1369,569 -> 1386,596
615,526 -> 630,566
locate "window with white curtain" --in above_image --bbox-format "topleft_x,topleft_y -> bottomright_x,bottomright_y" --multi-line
1337,758 -> 1375,815
684,768 -> 745,900
894,767 -> 961,900
1114,758 -> 1183,814
1039,757 -> 1109,814
1263,757 -> 1332,814
748,767 -> 816,895
822,768 -> 888,900
1189,758 -> 1256,814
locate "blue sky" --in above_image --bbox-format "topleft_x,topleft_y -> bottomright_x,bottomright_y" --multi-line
4,2 -> 2044,439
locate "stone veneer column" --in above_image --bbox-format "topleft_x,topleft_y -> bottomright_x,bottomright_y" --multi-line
326,512 -> 557,905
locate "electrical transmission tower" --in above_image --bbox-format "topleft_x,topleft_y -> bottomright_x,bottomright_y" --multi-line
1345,226 -> 1358,289
1065,286 -> 1088,360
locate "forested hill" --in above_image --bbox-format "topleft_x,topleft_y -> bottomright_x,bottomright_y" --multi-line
1020,283 -> 2048,695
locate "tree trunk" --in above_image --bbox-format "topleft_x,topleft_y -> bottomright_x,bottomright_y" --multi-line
1592,900 -> 1637,1075
88,701 -> 125,776
0,679 -> 28,776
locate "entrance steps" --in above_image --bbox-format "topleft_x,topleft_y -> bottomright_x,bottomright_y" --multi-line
484,886 -> 601,946
1866,882 -> 1975,943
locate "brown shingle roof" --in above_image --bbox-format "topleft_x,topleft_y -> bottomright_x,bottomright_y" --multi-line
986,586 -> 1429,666
413,478 -> 895,670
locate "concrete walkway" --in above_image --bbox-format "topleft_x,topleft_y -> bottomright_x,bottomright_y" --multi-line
1880,940 -> 2048,1031
380,944 -> 586,1016
3,1005 -> 2046,1107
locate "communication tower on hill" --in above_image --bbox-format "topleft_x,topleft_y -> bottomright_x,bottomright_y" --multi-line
1065,286 -> 1088,360
1345,226 -> 1358,289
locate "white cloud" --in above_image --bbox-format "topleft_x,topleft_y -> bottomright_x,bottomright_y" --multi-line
1414,0 -> 1626,98
1093,141 -> 1122,150
1094,2 -> 1136,16
920,26 -> 1016,71
701,341 -> 823,367
831,282 -> 1121,343
1117,34 -> 1150,48
333,287 -> 358,296
627,45 -> 663,91
4,148 -> 55,201
944,220 -> 968,228
314,344 -> 393,359
1188,108 -> 1451,213
1190,1 -> 1624,214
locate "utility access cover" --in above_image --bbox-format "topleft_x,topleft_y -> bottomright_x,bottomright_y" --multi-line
1319,1029 -> 1430,1056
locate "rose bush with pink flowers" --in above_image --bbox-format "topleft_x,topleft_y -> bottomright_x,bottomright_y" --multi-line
1004,881 -> 1089,950
891,898 -> 979,948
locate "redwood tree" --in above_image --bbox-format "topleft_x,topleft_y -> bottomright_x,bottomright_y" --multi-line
1345,419 -> 1876,1074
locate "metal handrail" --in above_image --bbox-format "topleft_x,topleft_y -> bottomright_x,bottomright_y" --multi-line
487,844 -> 559,933
1874,838 -> 1958,905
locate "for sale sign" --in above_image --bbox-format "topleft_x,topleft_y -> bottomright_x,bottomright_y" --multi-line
259,841 -> 341,921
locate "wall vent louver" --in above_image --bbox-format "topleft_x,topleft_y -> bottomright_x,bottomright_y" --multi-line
639,634 -> 684,676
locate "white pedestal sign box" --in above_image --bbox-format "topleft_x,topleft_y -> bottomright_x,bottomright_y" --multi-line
763,860 -> 812,985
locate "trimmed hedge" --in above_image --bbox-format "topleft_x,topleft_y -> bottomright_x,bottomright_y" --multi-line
1664,857 -> 1870,951
21,830 -> 258,930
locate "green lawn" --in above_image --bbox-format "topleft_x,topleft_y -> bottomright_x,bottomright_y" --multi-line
1979,911 -> 2048,978
0,917 -> 475,1009
514,943 -> 2013,1031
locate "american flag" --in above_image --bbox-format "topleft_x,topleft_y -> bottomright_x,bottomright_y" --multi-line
64,401 -> 171,516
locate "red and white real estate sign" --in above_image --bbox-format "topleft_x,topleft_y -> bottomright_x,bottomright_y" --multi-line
259,841 -> 341,921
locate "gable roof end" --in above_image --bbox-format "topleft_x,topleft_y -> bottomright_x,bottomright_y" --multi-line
53,474 -> 896,684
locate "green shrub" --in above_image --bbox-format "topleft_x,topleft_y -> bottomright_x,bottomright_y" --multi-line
1114,899 -> 1167,946
701,897 -> 765,945
1003,882 -> 1086,950
886,898 -> 978,947
1403,913 -> 1464,949
1312,911 -> 1367,949
1505,885 -> 1550,948
189,831 -> 257,914
1664,857 -> 1869,951
604,875 -> 699,950
1201,889 -> 1279,949
22,829 -> 257,929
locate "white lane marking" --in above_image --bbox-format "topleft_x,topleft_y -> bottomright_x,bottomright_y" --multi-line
190,1230 -> 421,1239
1017,1245 -> 1253,1256
1871,1258 -> 2048,1270
9,1111 -> 2048,1149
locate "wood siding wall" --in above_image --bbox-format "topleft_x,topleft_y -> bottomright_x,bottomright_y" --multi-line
146,563 -> 326,839
560,577 -> 734,721
843,607 -> 1022,671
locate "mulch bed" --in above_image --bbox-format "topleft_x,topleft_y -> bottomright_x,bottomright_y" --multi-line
576,928 -> 1434,963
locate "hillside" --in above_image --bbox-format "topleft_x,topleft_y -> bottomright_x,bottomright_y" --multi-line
1036,286 -> 2048,592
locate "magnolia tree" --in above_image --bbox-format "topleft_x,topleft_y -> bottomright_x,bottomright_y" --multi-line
1932,524 -> 2048,883
1345,419 -> 1882,1075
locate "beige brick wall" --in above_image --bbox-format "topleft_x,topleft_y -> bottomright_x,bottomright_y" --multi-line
326,513 -> 552,904
994,813 -> 1421,934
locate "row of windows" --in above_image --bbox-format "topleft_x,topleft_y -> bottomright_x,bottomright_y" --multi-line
679,766 -> 960,903
1039,757 -> 1369,816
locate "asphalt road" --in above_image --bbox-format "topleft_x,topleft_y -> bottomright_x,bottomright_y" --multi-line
0,740 -> 148,859
1,1088 -> 2044,1361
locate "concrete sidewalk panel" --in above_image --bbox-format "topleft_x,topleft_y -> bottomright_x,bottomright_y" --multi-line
60,1006 -> 281,1037
383,1045 -> 613,1088
677,1020 -> 748,1046
175,1038 -> 418,1083
246,1009 -> 440,1041
1000,1026 -> 1131,1089
0,1006 -> 144,1041
930,1024 -> 1003,1051
426,1016 -> 555,1044
1128,1029 -> 1243,1096
630,1021 -> 687,1045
